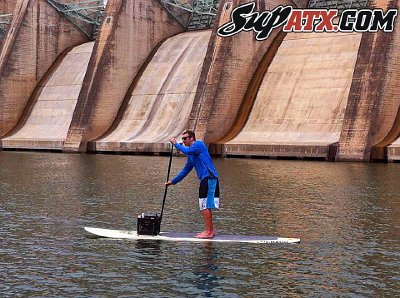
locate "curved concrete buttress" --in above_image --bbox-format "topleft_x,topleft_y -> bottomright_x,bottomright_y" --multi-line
1,42 -> 94,150
369,0 -> 400,162
91,30 -> 211,153
0,0 -> 90,140
222,31 -> 362,159
337,0 -> 400,161
188,0 -> 303,143
63,0 -> 184,152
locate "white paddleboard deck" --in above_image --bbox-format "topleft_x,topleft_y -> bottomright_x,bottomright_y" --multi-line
84,227 -> 300,244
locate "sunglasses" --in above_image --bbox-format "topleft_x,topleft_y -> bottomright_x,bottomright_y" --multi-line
182,136 -> 190,141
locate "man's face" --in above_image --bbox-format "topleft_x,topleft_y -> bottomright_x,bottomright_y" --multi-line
182,133 -> 194,146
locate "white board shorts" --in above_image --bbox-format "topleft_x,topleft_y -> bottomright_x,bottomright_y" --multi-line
198,177 -> 220,211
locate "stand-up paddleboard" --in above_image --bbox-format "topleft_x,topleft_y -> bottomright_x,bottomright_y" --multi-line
84,227 -> 300,244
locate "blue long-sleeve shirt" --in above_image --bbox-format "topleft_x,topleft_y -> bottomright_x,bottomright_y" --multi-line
171,141 -> 218,185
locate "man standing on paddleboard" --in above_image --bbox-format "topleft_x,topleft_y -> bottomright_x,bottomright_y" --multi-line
165,130 -> 220,239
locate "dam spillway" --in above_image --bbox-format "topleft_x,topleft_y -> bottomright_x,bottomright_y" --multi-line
0,0 -> 399,162
221,32 -> 362,160
2,42 -> 94,150
0,0 -> 91,143
91,30 -> 211,153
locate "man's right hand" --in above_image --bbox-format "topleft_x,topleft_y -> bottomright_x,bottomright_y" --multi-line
165,181 -> 174,186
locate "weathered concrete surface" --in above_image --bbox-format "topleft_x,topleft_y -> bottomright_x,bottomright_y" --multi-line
0,0 -> 17,50
2,42 -> 94,150
372,0 -> 400,162
63,0 -> 184,152
0,0 -> 89,141
337,0 -> 400,161
91,30 -> 211,153
388,138 -> 400,161
188,0 -> 303,143
220,32 -> 362,159
0,0 -> 28,75
0,1 -> 17,13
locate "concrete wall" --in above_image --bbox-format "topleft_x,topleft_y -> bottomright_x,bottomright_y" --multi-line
188,0 -> 302,143
0,0 -> 17,50
222,31 -> 361,159
63,0 -> 184,152
0,1 -> 17,12
2,42 -> 94,150
92,30 -> 211,153
371,0 -> 400,162
336,0 -> 400,161
375,0 -> 400,162
0,0 -> 26,71
0,0 -> 89,140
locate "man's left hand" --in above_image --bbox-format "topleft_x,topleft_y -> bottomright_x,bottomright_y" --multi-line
170,137 -> 177,144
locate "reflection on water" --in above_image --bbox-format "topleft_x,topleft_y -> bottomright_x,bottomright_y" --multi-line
0,151 -> 399,296
192,242 -> 220,297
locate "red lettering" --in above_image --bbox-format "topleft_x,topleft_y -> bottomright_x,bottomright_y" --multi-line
315,10 -> 338,31
283,10 -> 302,31
303,11 -> 321,31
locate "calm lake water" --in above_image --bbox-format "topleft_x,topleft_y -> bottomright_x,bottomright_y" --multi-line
0,151 -> 399,297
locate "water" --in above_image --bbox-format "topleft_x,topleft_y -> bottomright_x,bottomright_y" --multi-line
0,151 -> 399,297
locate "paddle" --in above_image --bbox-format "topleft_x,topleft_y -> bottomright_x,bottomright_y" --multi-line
160,144 -> 174,223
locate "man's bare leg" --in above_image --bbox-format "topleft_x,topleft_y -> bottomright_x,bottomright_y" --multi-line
196,209 -> 216,238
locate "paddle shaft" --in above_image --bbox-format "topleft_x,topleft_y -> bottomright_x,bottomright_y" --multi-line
160,144 -> 173,221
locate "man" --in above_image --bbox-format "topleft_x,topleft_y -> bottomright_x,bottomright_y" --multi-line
165,130 -> 220,239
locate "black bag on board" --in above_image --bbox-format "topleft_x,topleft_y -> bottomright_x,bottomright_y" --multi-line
137,212 -> 161,236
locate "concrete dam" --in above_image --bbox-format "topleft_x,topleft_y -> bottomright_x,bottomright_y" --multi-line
93,30 -> 211,152
2,42 -> 94,149
220,31 -> 361,160
0,0 -> 399,162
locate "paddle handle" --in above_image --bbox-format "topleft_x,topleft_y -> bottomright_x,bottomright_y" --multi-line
160,144 -> 173,220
